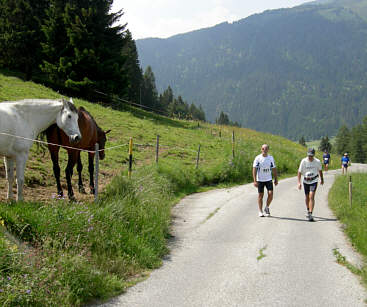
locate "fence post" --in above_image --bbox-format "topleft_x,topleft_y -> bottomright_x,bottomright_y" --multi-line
232,130 -> 235,158
128,137 -> 133,178
196,144 -> 201,169
349,176 -> 352,207
156,135 -> 159,163
94,143 -> 99,202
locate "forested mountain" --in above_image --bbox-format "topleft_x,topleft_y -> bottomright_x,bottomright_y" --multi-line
136,0 -> 367,140
0,0 -> 204,121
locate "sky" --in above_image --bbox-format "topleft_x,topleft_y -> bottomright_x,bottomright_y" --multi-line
112,0 -> 315,39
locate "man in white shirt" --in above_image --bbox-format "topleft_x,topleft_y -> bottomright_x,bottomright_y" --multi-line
297,148 -> 324,221
252,144 -> 278,217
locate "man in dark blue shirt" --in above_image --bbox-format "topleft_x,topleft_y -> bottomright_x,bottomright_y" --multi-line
341,153 -> 350,174
323,150 -> 331,171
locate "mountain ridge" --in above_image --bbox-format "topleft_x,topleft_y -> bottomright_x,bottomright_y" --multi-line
137,0 -> 367,140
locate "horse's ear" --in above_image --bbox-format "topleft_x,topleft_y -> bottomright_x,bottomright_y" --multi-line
69,97 -> 74,104
105,129 -> 111,134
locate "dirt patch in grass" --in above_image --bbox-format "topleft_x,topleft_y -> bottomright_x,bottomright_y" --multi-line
0,168 -> 116,203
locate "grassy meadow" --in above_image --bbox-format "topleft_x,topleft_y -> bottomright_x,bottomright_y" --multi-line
0,71 -> 320,306
329,173 -> 367,287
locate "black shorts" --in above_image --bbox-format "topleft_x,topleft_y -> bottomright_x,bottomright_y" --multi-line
257,181 -> 273,193
303,182 -> 318,195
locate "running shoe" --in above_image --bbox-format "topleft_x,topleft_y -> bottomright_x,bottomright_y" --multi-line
308,212 -> 314,222
264,206 -> 270,217
259,211 -> 264,217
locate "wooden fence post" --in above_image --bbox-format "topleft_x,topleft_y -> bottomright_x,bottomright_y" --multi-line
94,143 -> 99,202
349,176 -> 352,207
128,137 -> 133,178
232,130 -> 235,158
156,135 -> 159,163
196,144 -> 201,169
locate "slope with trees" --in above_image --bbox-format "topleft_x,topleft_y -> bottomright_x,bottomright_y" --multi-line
136,0 -> 367,140
0,0 -> 205,121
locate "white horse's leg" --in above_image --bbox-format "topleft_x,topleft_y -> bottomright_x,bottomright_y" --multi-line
4,157 -> 14,199
15,153 -> 28,201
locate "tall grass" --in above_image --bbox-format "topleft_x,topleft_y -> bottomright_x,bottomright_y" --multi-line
0,71 -> 324,305
0,153 -> 261,306
328,173 -> 367,286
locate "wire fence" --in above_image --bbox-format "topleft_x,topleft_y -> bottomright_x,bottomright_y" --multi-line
0,127 -> 238,202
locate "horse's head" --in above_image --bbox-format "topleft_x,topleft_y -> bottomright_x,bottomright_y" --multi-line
56,99 -> 82,144
97,129 -> 111,160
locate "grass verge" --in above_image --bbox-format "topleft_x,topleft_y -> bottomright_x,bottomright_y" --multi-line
329,173 -> 367,287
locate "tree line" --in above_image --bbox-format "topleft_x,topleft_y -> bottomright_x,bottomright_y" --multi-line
335,117 -> 367,163
0,0 -> 205,121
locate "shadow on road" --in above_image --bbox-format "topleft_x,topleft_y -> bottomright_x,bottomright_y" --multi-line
269,215 -> 337,222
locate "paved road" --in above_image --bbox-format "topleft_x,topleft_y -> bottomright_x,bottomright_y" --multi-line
101,164 -> 367,306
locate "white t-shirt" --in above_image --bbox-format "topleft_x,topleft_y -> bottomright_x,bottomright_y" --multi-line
298,157 -> 322,184
253,154 -> 276,182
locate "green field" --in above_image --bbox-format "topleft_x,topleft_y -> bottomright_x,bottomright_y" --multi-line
0,71 -> 321,306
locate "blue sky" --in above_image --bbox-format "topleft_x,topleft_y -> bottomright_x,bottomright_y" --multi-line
112,0 -> 315,39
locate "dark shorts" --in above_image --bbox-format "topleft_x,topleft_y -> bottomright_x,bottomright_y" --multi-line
303,182 -> 318,195
342,164 -> 348,168
323,161 -> 329,165
257,181 -> 273,193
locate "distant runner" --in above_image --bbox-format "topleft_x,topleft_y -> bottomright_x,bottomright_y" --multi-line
323,150 -> 331,171
297,148 -> 324,222
253,144 -> 278,217
341,153 -> 350,174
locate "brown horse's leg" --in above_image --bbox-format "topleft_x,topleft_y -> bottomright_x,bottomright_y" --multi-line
88,152 -> 95,194
65,151 -> 78,201
49,148 -> 63,197
77,155 -> 86,194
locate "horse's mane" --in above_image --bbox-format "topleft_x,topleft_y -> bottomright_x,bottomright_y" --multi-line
63,99 -> 78,113
3,99 -> 78,114
78,106 -> 103,132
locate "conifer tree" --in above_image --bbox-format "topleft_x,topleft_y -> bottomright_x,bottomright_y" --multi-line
299,136 -> 306,147
335,125 -> 351,155
216,111 -> 230,125
41,0 -> 128,99
0,0 -> 48,79
121,30 -> 142,103
319,136 -> 332,152
141,66 -> 158,108
350,126 -> 365,163
159,86 -> 174,111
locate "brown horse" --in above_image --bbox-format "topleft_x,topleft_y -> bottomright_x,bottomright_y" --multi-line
45,106 -> 110,200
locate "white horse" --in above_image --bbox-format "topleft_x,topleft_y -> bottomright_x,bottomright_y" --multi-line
0,99 -> 81,201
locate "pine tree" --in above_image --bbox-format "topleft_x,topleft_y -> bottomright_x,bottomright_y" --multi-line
0,0 -> 48,79
319,136 -> 332,152
141,66 -> 158,108
121,30 -> 142,103
41,0 -> 128,99
350,126 -> 365,163
335,125 -> 351,155
216,111 -> 230,125
159,86 -> 174,111
299,136 -> 306,147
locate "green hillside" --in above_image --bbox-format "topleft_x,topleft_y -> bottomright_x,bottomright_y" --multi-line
136,0 -> 367,141
0,72 -> 317,306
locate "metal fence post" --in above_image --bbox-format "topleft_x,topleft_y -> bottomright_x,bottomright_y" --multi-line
196,144 -> 201,169
128,138 -> 133,178
349,176 -> 352,207
232,130 -> 235,158
94,143 -> 99,202
156,135 -> 159,164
